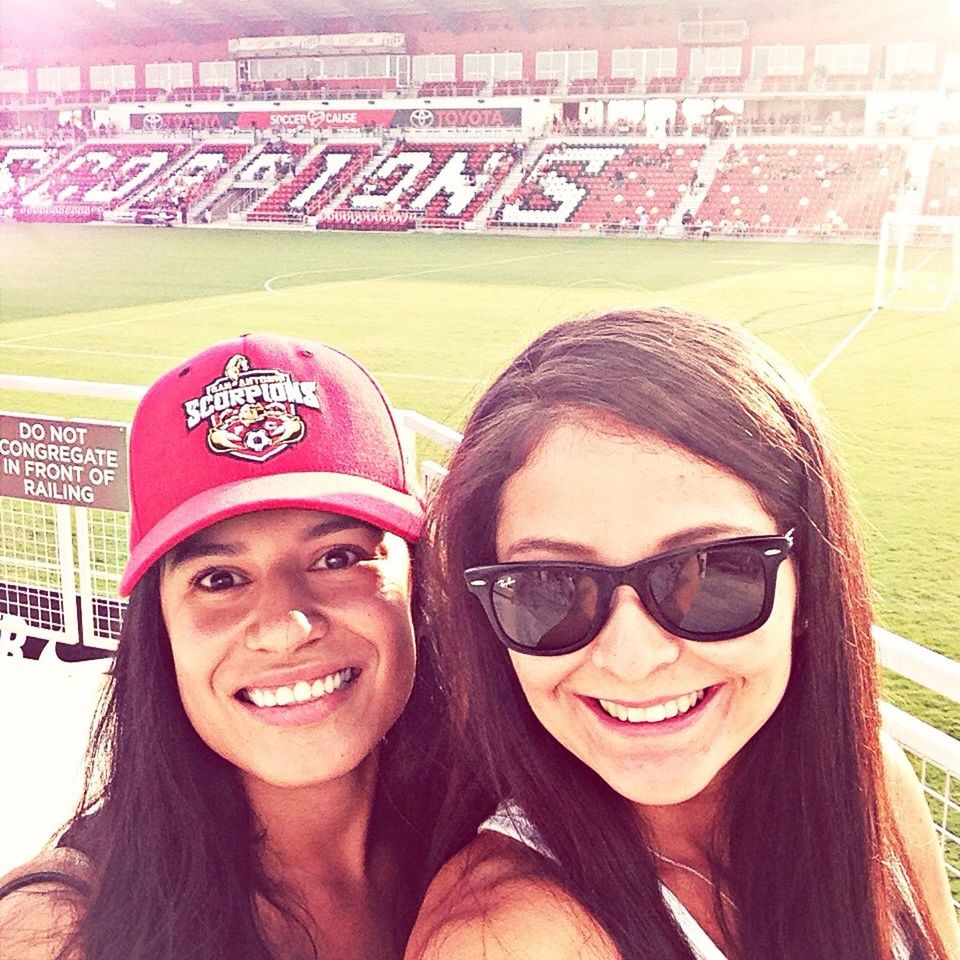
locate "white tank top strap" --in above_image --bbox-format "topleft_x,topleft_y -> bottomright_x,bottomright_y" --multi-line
478,801 -> 729,960
478,800 -> 556,861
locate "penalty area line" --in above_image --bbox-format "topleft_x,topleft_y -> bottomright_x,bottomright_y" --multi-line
806,306 -> 879,384
2,342 -> 482,386
262,249 -> 571,293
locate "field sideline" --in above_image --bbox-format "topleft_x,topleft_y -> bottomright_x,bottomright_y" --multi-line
1,221 -> 958,736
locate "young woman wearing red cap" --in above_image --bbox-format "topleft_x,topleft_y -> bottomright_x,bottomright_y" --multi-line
406,310 -> 959,960
0,335 -> 446,960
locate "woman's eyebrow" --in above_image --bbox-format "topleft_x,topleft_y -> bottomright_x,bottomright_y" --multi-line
166,517 -> 381,569
166,540 -> 242,569
305,517 -> 380,539
501,524 -> 764,561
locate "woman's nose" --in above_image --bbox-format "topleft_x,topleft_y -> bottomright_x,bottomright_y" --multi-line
589,585 -> 682,678
244,575 -> 326,653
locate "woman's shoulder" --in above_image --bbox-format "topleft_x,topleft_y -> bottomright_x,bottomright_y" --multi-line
405,832 -> 616,960
880,734 -> 960,955
0,847 -> 91,960
880,732 -> 942,858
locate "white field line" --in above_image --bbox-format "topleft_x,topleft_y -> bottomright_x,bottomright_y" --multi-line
262,249 -> 570,292
0,343 -> 483,385
806,247 -> 943,383
0,249 -> 571,347
666,260 -> 850,308
0,292 -> 269,346
2,345 -> 185,362
805,307 -> 879,384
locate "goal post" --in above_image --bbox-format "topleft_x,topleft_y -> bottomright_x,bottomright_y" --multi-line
874,213 -> 960,312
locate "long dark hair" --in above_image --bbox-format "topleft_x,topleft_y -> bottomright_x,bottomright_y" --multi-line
423,309 -> 947,960
40,549 -> 446,960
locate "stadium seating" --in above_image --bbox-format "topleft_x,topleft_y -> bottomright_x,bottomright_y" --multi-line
114,88 -> 164,102
493,79 -> 559,96
418,81 -> 485,97
59,89 -> 110,104
17,141 -> 193,213
130,142 -> 254,215
169,86 -> 228,101
0,143 -> 66,207
568,78 -> 637,96
760,75 -> 808,92
645,77 -> 682,94
695,142 -> 907,237
235,138 -> 312,184
495,141 -> 704,229
697,76 -> 745,93
247,143 -> 379,222
333,140 -> 521,226
923,145 -> 960,217
238,77 -> 397,100
821,74 -> 872,91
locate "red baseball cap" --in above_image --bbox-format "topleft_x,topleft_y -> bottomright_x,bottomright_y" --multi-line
119,333 -> 424,596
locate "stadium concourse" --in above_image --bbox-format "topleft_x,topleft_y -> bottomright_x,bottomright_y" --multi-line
0,0 -> 958,238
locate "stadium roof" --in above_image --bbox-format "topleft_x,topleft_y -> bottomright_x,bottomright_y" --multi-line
1,0 -> 936,51
1,0 -> 755,50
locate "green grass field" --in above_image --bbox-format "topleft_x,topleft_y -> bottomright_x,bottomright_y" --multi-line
2,222 -> 958,738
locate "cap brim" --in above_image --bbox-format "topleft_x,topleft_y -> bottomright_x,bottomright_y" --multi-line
119,471 -> 424,597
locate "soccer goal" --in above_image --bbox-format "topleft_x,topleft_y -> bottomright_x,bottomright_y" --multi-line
874,213 -> 960,312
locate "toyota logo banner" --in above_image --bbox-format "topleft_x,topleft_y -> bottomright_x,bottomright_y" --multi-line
128,106 -> 523,132
408,109 -> 435,128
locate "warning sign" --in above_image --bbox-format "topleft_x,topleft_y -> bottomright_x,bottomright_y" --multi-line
0,415 -> 128,511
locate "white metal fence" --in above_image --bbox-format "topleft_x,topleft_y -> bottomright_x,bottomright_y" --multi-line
1,374 -> 958,907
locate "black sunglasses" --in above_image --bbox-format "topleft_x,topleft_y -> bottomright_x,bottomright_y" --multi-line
464,530 -> 795,656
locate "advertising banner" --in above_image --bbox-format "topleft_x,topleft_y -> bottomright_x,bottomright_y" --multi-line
236,108 -> 395,130
392,107 -> 522,128
15,204 -> 103,222
127,105 -> 524,133
315,210 -> 416,230
229,32 -> 405,58
129,111 -> 225,131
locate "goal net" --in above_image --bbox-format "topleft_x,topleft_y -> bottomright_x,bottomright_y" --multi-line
874,213 -> 960,312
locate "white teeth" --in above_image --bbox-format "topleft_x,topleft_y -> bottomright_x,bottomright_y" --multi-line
598,688 -> 706,724
244,668 -> 356,709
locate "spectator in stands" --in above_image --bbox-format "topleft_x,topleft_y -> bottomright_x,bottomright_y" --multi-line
0,335 -> 446,960
406,309 -> 960,960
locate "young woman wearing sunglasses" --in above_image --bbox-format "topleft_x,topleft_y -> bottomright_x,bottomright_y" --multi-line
408,310 -> 959,960
0,334 -> 445,960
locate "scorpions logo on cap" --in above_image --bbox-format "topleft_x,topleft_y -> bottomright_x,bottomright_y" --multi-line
182,354 -> 322,462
